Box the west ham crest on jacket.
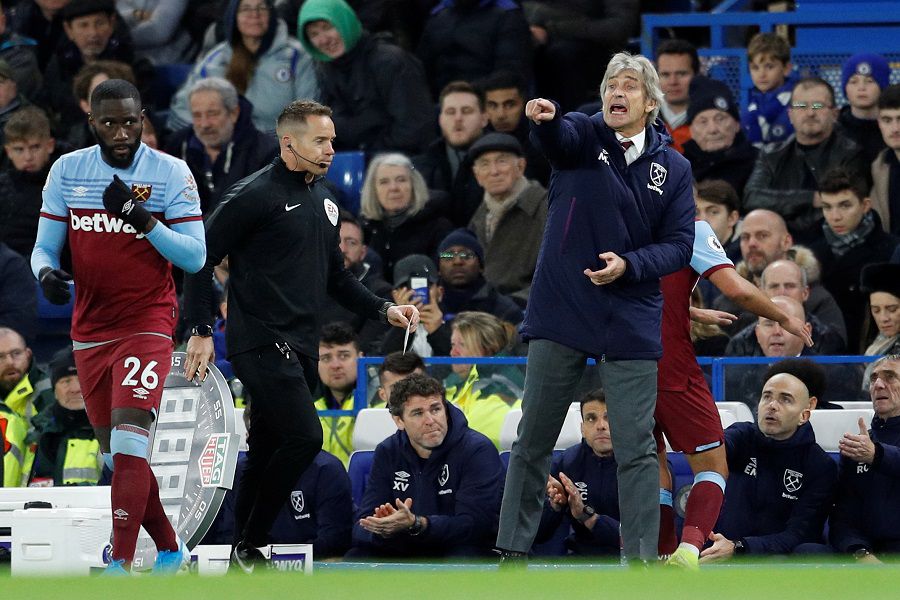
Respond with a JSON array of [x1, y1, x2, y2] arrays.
[[783, 468, 803, 493], [291, 490, 305, 514], [647, 162, 667, 195]]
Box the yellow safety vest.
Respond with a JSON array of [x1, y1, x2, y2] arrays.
[[60, 439, 102, 485], [3, 374, 37, 422], [315, 393, 355, 468], [446, 366, 520, 450], [0, 406, 28, 487]]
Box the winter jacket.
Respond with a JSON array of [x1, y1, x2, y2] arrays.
[[830, 415, 900, 554], [522, 0, 639, 46], [469, 178, 547, 301], [439, 276, 524, 324], [535, 440, 620, 555], [413, 138, 486, 227], [837, 105, 885, 166], [118, 0, 194, 64], [362, 195, 454, 279], [0, 152, 60, 260], [870, 148, 898, 234], [28, 402, 100, 486], [351, 402, 504, 556], [810, 214, 900, 353], [717, 421, 838, 554], [0, 30, 41, 100], [308, 33, 431, 154], [168, 10, 318, 135], [741, 76, 795, 149], [297, 0, 432, 154], [42, 17, 153, 126], [417, 0, 532, 98], [203, 451, 353, 557], [522, 107, 695, 359], [0, 243, 37, 344], [165, 96, 279, 215], [743, 131, 866, 243], [682, 130, 759, 198]]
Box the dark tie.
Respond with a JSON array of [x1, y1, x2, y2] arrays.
[[621, 140, 634, 152]]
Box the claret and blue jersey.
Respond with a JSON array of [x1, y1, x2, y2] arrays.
[[32, 143, 205, 342]]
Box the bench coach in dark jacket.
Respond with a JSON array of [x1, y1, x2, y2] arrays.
[[495, 52, 694, 564], [701, 373, 837, 562], [350, 375, 503, 558]]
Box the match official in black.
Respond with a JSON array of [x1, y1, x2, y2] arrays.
[[183, 99, 419, 572]]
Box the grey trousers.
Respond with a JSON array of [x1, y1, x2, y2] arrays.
[[496, 339, 660, 561]]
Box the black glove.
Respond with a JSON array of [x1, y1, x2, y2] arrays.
[[102, 174, 152, 232], [38, 267, 73, 305]]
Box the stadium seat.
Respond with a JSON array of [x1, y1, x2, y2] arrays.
[[150, 63, 192, 110], [834, 401, 873, 410], [715, 401, 754, 423], [32, 279, 75, 361], [325, 151, 366, 215], [351, 408, 397, 451], [499, 403, 582, 452], [718, 410, 738, 430], [347, 450, 375, 506], [809, 409, 874, 452]]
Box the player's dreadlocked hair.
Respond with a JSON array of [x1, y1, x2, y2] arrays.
[[90, 79, 141, 112]]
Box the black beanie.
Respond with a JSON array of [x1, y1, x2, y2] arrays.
[[437, 228, 484, 265], [687, 76, 740, 125], [50, 348, 77, 388]]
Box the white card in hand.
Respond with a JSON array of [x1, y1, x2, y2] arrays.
[[402, 320, 411, 354]]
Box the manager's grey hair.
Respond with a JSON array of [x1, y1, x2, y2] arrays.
[[360, 153, 429, 220], [599, 52, 664, 124], [188, 77, 239, 113]]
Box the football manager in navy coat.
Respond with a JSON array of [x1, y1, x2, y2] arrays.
[[496, 51, 695, 564]]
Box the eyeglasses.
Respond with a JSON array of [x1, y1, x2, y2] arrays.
[[0, 348, 26, 362], [439, 251, 478, 261], [790, 102, 831, 111], [237, 4, 270, 14]]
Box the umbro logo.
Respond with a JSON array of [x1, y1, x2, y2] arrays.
[[73, 186, 88, 197], [113, 508, 129, 520], [133, 387, 149, 399], [393, 470, 410, 492]]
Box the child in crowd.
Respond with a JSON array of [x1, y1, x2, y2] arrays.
[[839, 53, 891, 163], [741, 33, 795, 150]]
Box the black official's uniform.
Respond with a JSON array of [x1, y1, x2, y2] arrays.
[[184, 157, 391, 548]]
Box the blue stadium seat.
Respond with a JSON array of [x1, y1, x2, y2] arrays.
[[150, 63, 192, 110], [32, 279, 75, 361], [325, 151, 366, 215], [348, 450, 375, 506]]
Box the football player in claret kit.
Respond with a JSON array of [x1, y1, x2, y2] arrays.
[[31, 79, 206, 574], [657, 219, 812, 569]]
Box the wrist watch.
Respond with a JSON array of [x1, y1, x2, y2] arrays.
[[191, 324, 213, 337], [407, 514, 424, 536], [575, 504, 596, 523], [733, 539, 746, 555], [378, 301, 396, 324], [853, 547, 872, 560]]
